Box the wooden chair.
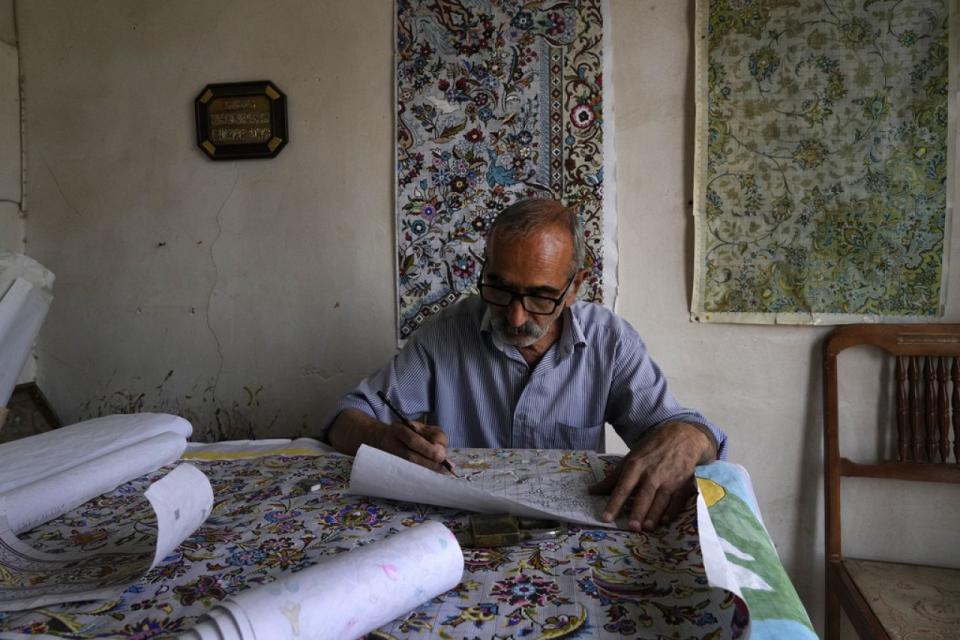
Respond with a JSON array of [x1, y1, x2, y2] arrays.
[[823, 324, 960, 639]]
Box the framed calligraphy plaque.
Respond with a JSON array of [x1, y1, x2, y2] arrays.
[[195, 81, 288, 160]]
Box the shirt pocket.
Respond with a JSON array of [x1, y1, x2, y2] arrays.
[[546, 422, 605, 451]]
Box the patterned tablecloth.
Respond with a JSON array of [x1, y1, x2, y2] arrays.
[[0, 446, 815, 639]]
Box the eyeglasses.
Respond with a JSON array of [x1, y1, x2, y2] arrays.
[[478, 266, 576, 315]]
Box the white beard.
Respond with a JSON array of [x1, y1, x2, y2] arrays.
[[489, 314, 549, 348]]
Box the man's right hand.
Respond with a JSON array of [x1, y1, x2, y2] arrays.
[[328, 408, 451, 473], [374, 419, 450, 472]]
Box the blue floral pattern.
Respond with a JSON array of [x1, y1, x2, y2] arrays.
[[396, 0, 607, 339], [2, 451, 750, 639]]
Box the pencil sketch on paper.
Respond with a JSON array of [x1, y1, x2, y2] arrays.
[[455, 448, 610, 516], [348, 446, 621, 528]]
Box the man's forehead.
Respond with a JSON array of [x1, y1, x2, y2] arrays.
[[485, 228, 573, 287], [483, 261, 570, 292], [487, 226, 572, 258]]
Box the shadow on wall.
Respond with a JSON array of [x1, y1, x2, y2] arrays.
[[683, 0, 697, 308], [793, 337, 826, 634]]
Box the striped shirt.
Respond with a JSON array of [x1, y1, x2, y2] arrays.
[[321, 296, 727, 457]]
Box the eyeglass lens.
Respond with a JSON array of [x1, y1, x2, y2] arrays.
[[480, 285, 558, 314]]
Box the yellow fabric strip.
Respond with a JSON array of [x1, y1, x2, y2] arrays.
[[181, 448, 327, 460]]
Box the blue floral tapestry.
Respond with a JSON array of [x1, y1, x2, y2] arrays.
[[692, 0, 952, 323], [395, 0, 615, 341]]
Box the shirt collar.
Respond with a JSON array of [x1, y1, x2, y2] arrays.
[[557, 304, 587, 359]]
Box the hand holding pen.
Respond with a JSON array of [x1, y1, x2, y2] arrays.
[[376, 391, 458, 477]]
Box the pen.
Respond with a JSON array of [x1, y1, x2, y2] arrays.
[[376, 390, 458, 477]]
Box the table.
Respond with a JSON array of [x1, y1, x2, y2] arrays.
[[0, 441, 815, 639]]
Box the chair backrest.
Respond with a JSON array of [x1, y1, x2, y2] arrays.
[[823, 324, 960, 563]]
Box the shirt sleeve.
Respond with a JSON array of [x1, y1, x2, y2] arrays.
[[317, 335, 436, 443], [605, 327, 728, 460]]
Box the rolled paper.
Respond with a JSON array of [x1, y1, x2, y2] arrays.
[[4, 431, 188, 534], [0, 278, 49, 408], [0, 412, 193, 494], [0, 463, 213, 611], [182, 521, 464, 640]]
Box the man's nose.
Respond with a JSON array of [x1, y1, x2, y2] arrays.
[[505, 298, 528, 327]]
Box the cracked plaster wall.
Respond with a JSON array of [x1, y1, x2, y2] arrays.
[[20, 0, 393, 440], [13, 2, 960, 636]]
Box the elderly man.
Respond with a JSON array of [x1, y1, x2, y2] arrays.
[[323, 198, 726, 532]]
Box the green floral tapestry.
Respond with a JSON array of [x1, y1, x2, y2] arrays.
[[693, 0, 952, 323]]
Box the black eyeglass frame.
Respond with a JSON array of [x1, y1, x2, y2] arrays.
[[477, 264, 577, 315]]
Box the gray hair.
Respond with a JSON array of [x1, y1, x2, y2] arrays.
[[486, 198, 586, 275]]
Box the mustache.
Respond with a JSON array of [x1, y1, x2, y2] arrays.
[[501, 322, 539, 337], [492, 317, 542, 337]]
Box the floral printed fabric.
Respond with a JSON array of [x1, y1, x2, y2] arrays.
[[692, 0, 951, 323], [395, 0, 614, 341], [0, 450, 777, 640]]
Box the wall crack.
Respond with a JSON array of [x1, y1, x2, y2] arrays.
[[205, 168, 239, 396], [41, 156, 82, 218]]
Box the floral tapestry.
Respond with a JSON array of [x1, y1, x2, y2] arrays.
[[692, 0, 952, 323], [395, 0, 615, 341]]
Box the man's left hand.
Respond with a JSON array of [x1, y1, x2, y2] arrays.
[[589, 421, 716, 532]]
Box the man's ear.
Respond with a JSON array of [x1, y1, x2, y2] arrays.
[[565, 268, 590, 305]]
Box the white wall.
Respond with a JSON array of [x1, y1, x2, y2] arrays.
[[16, 1, 960, 636], [0, 0, 33, 385], [0, 0, 23, 251]]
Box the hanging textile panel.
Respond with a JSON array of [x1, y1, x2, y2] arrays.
[[395, 0, 615, 341], [693, 0, 951, 323]]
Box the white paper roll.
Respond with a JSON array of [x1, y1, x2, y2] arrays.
[[182, 521, 464, 640], [0, 412, 192, 494], [3, 431, 187, 533], [0, 463, 214, 612], [0, 278, 49, 407]]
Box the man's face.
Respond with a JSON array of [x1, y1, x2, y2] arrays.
[[482, 225, 581, 349]]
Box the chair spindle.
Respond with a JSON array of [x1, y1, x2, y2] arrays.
[[925, 357, 939, 462], [937, 357, 949, 463], [954, 357, 960, 463], [896, 356, 909, 461], [910, 357, 925, 461]]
